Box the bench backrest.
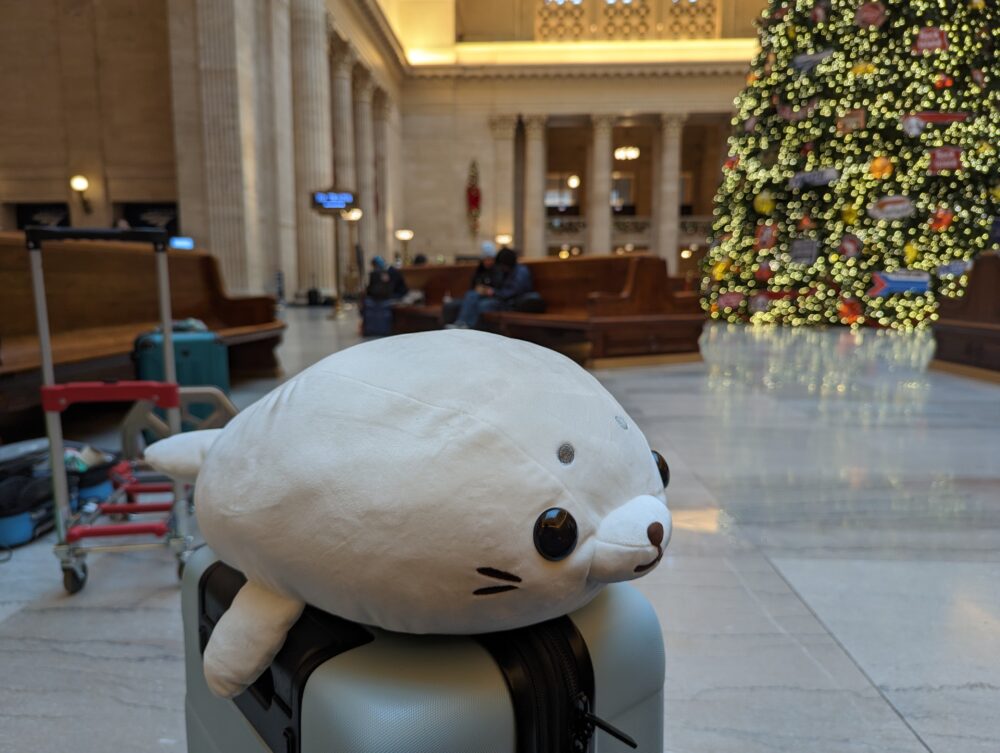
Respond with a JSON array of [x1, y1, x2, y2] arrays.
[[0, 232, 231, 339], [401, 254, 669, 313]]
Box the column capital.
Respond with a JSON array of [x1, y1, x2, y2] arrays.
[[660, 113, 688, 136], [523, 115, 548, 138], [330, 43, 355, 79], [591, 114, 616, 136], [374, 91, 393, 122], [353, 69, 376, 104], [488, 114, 518, 139]]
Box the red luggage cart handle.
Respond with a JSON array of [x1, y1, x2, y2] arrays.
[[41, 381, 180, 412]]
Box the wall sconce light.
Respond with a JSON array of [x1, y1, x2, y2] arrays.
[[340, 207, 363, 222], [69, 175, 92, 214], [614, 146, 640, 161], [567, 175, 581, 189], [495, 233, 513, 247]]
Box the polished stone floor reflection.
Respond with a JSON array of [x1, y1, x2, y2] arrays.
[[2, 314, 998, 753]]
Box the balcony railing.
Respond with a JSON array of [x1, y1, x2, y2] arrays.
[[536, 0, 721, 42]]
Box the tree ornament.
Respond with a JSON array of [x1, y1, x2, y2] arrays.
[[754, 190, 776, 215], [755, 223, 778, 250], [838, 296, 863, 324], [841, 206, 860, 226], [869, 157, 894, 179], [787, 25, 798, 40], [934, 73, 955, 89], [901, 111, 968, 136], [904, 242, 920, 264], [717, 292, 745, 310], [851, 62, 876, 76], [764, 52, 776, 75], [868, 270, 931, 297], [798, 215, 816, 231], [746, 71, 759, 85], [912, 28, 949, 54], [837, 109, 867, 134], [724, 155, 740, 170], [790, 239, 819, 264], [839, 234, 863, 257], [990, 184, 1000, 201], [854, 2, 887, 28], [801, 142, 816, 156], [972, 69, 985, 87], [712, 260, 731, 281], [755, 262, 775, 281], [793, 50, 834, 74], [969, 0, 985, 10], [810, 1, 830, 24], [789, 168, 839, 190], [929, 207, 955, 232], [868, 196, 915, 220], [928, 147, 964, 175]]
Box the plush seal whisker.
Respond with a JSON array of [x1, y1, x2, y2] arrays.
[[476, 567, 522, 583], [473, 585, 519, 596]]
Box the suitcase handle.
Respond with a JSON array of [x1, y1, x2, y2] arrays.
[[40, 381, 180, 413], [25, 226, 170, 251]]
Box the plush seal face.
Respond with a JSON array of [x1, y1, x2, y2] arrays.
[[152, 330, 672, 636]]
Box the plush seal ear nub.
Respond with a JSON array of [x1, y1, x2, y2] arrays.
[[203, 581, 305, 698], [143, 429, 223, 483]]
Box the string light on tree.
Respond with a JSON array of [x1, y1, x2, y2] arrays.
[[704, 0, 999, 330]]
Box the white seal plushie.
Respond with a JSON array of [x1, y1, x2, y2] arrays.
[[147, 330, 672, 698]]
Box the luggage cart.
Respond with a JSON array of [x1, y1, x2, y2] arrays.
[[25, 226, 194, 594]]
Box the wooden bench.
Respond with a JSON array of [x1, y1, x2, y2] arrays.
[[0, 232, 285, 412], [393, 254, 704, 360], [934, 253, 1000, 371]]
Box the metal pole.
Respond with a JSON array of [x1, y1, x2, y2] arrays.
[[27, 247, 71, 543], [154, 245, 181, 436]]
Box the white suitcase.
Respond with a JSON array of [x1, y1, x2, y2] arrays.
[[182, 546, 665, 753]]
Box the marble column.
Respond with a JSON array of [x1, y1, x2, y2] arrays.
[[522, 115, 548, 258], [329, 45, 356, 289], [268, 0, 298, 300], [587, 115, 615, 255], [353, 72, 377, 266], [656, 114, 687, 274], [489, 115, 518, 244], [374, 93, 392, 258], [290, 0, 334, 295], [191, 0, 262, 292]]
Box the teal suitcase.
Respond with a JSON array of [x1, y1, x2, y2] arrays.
[[134, 332, 230, 424]]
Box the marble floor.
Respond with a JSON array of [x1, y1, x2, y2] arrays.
[[1, 311, 998, 753]]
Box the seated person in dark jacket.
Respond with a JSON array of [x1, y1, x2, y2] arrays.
[[365, 256, 408, 301], [447, 248, 532, 329]]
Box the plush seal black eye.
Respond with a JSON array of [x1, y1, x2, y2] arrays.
[[652, 450, 670, 489], [533, 508, 578, 561]]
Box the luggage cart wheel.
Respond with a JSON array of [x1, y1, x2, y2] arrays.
[[177, 559, 185, 581], [62, 563, 88, 595]]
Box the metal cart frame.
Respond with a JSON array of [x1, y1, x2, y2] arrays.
[[25, 226, 194, 593]]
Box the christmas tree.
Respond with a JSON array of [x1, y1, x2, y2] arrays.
[[704, 0, 999, 329]]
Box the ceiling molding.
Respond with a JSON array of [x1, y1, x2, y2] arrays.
[[408, 60, 748, 80], [348, 0, 410, 81]]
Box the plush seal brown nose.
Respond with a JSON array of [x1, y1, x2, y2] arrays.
[[647, 522, 664, 548]]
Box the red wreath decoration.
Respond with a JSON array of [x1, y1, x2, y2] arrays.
[[467, 161, 481, 237]]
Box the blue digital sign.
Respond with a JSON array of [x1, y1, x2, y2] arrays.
[[312, 191, 356, 211], [169, 236, 195, 250]]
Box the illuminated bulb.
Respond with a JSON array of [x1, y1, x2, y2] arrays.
[[567, 175, 581, 189], [69, 175, 89, 192]]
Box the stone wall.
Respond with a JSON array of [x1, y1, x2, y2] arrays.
[[0, 0, 175, 228]]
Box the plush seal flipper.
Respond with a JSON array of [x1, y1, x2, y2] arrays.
[[203, 581, 304, 698], [144, 429, 223, 484]]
